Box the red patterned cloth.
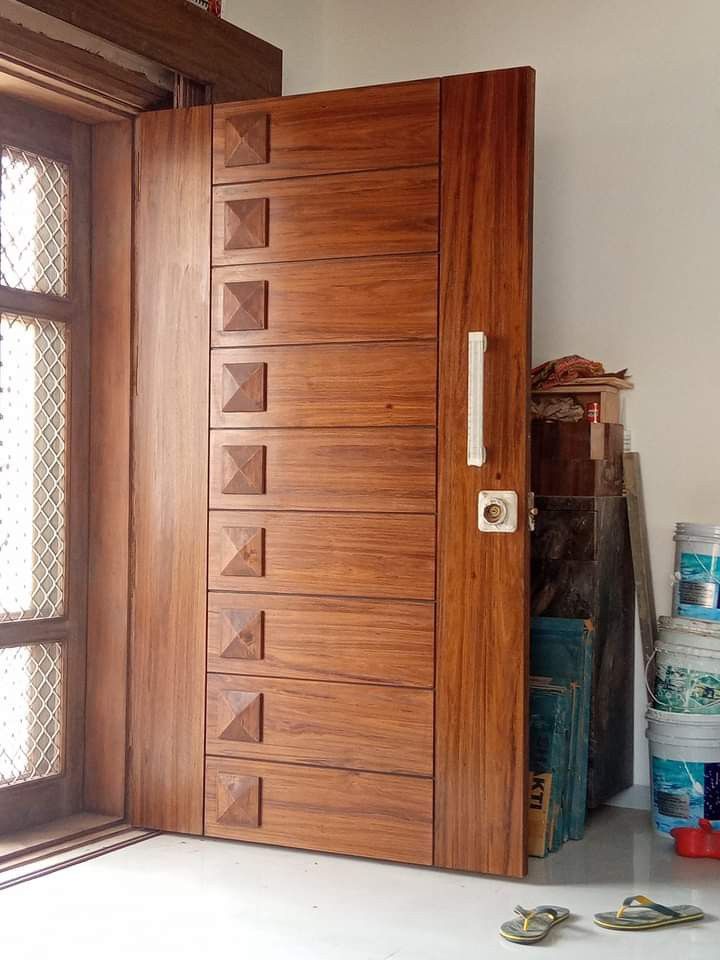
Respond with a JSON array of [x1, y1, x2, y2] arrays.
[[532, 355, 605, 390]]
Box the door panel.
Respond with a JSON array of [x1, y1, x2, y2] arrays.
[[206, 674, 433, 775], [210, 342, 437, 429], [209, 427, 436, 513], [207, 592, 434, 687], [208, 511, 436, 600], [213, 79, 439, 184], [211, 254, 438, 348], [212, 166, 438, 266], [205, 757, 434, 864]]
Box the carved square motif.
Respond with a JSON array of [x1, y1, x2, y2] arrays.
[[223, 280, 267, 332], [222, 445, 266, 495], [225, 113, 270, 167], [217, 690, 263, 743], [224, 197, 269, 251], [220, 609, 264, 660], [220, 526, 265, 578], [216, 773, 261, 828], [222, 362, 266, 413]]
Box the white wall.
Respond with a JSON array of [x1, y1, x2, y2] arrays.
[[225, 1, 720, 785]]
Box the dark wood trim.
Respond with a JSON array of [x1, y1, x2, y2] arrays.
[[129, 106, 211, 833], [434, 68, 535, 877], [0, 15, 170, 121], [17, 0, 283, 102], [84, 121, 133, 817]]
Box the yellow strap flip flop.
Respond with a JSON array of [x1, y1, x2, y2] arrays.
[[594, 895, 704, 931], [500, 904, 570, 944]]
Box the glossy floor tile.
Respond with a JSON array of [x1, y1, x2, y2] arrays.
[[3, 807, 716, 959]]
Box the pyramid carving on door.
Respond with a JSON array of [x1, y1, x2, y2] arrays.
[[217, 690, 263, 743], [220, 609, 264, 660], [222, 362, 266, 412], [224, 112, 270, 167], [222, 444, 266, 495], [222, 280, 267, 331], [220, 525, 265, 578], [224, 197, 269, 250], [216, 773, 261, 827]]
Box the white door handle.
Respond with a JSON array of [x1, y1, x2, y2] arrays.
[[467, 331, 487, 466]]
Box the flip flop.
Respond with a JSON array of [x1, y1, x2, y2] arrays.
[[593, 895, 704, 931], [499, 904, 570, 944]]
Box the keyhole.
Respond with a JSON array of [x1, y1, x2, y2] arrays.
[[483, 501, 506, 524]]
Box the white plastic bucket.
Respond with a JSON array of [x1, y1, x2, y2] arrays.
[[646, 707, 720, 835], [673, 522, 720, 622], [654, 616, 720, 715]]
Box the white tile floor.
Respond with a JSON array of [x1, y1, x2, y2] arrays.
[[3, 807, 716, 959]]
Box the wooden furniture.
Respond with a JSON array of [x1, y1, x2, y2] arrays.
[[532, 421, 625, 496], [531, 495, 635, 807], [130, 70, 535, 876]]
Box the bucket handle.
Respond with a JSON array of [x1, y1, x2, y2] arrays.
[[645, 649, 661, 706]]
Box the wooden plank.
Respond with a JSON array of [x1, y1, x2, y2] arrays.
[[210, 342, 437, 429], [213, 80, 439, 183], [129, 106, 211, 834], [212, 166, 438, 266], [623, 452, 657, 685], [17, 0, 283, 102], [206, 674, 434, 776], [211, 254, 438, 348], [84, 121, 132, 817], [209, 427, 436, 513], [207, 592, 435, 687], [204, 757, 433, 864], [208, 510, 436, 601], [434, 69, 534, 877]]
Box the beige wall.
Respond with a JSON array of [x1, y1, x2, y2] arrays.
[[225, 0, 720, 786]]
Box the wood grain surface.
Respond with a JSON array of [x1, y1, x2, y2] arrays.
[[213, 80, 439, 183], [212, 166, 438, 266], [206, 674, 433, 775], [205, 757, 433, 864], [207, 592, 434, 687]]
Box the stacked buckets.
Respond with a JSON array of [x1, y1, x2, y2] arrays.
[[647, 523, 720, 835]]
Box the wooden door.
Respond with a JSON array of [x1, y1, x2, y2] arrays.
[[132, 70, 534, 877]]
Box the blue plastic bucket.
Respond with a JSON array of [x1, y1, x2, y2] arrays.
[[673, 522, 720, 621], [646, 708, 720, 835]]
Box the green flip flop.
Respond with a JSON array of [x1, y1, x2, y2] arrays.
[[499, 904, 570, 944], [593, 895, 704, 931]]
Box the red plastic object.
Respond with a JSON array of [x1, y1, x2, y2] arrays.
[[671, 819, 720, 859]]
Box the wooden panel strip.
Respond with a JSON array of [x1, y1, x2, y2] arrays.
[[205, 757, 433, 864], [434, 69, 535, 877], [129, 106, 211, 834]]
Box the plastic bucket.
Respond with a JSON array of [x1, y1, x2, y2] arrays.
[[646, 707, 720, 835], [673, 522, 720, 622], [654, 617, 720, 714]]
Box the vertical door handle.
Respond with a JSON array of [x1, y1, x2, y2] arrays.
[[467, 331, 487, 466]]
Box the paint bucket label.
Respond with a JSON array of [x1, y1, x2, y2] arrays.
[[655, 664, 720, 714], [651, 756, 720, 833], [676, 551, 720, 621]]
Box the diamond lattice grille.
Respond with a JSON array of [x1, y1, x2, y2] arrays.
[[0, 642, 63, 786], [0, 313, 67, 621], [0, 145, 69, 296]]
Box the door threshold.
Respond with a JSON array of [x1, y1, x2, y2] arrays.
[[0, 811, 124, 865]]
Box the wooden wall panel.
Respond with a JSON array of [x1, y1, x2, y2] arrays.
[[205, 757, 433, 864], [208, 511, 436, 600], [211, 255, 437, 348], [207, 592, 434, 687], [84, 121, 133, 817], [210, 342, 437, 429], [209, 427, 436, 513], [129, 107, 211, 834], [434, 70, 535, 877], [206, 675, 433, 776], [213, 80, 439, 183], [212, 166, 438, 266]]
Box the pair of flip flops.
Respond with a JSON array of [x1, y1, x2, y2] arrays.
[[500, 895, 704, 944]]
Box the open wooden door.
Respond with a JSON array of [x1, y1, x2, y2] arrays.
[[131, 68, 534, 877]]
